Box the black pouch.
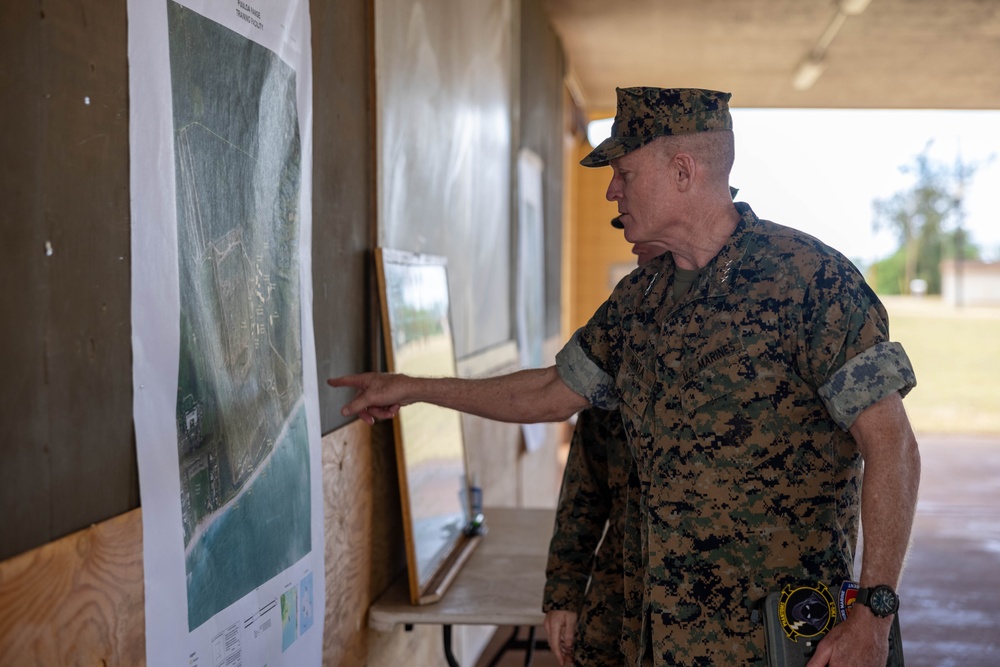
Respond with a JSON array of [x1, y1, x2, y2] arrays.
[[754, 585, 904, 667]]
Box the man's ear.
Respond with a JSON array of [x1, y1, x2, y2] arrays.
[[672, 152, 696, 193]]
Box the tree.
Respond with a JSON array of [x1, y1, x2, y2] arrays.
[[870, 143, 981, 295]]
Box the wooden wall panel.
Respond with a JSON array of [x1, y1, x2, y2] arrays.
[[560, 86, 582, 341], [0, 509, 145, 666], [569, 140, 627, 333], [322, 419, 374, 667]]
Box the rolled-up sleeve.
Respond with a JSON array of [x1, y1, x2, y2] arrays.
[[818, 341, 917, 430], [556, 332, 620, 411]]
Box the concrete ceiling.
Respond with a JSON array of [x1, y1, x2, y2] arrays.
[[543, 0, 1000, 117]]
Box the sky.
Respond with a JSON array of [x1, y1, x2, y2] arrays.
[[590, 109, 1000, 267]]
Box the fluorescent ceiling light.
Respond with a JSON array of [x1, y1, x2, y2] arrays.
[[838, 0, 873, 16], [793, 56, 826, 91]]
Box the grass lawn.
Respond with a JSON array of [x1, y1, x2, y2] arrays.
[[881, 296, 1000, 435]]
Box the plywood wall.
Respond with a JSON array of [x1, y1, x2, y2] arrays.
[[0, 509, 145, 665], [0, 420, 394, 667]]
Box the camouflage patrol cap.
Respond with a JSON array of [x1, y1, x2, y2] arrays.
[[582, 87, 733, 168]]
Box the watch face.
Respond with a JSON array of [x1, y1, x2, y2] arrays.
[[870, 586, 898, 616]]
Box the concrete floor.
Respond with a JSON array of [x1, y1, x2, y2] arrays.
[[476, 434, 1000, 667], [898, 434, 1000, 667]]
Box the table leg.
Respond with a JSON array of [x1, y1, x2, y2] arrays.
[[524, 625, 537, 667], [443, 624, 460, 667], [485, 626, 520, 667]]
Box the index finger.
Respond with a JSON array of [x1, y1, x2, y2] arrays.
[[327, 375, 371, 418], [326, 374, 365, 389]]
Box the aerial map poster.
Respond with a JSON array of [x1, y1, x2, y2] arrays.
[[128, 1, 323, 666]]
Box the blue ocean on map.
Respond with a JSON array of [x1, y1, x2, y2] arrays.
[[299, 571, 315, 635], [185, 405, 311, 630]]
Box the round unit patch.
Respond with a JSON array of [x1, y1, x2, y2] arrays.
[[838, 580, 859, 621], [777, 583, 837, 641]]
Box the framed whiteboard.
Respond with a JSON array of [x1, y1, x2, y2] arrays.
[[375, 248, 480, 604]]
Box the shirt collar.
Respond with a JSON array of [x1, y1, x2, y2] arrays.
[[640, 202, 759, 309], [701, 202, 758, 298]]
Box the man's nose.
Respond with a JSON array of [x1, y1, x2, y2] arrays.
[[606, 175, 622, 202]]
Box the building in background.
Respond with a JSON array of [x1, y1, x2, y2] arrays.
[[940, 260, 1000, 306]]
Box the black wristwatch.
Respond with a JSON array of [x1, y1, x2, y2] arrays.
[[856, 584, 899, 617]]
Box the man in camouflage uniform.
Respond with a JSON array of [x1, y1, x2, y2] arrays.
[[543, 236, 666, 667], [330, 86, 921, 667], [543, 401, 634, 666]]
